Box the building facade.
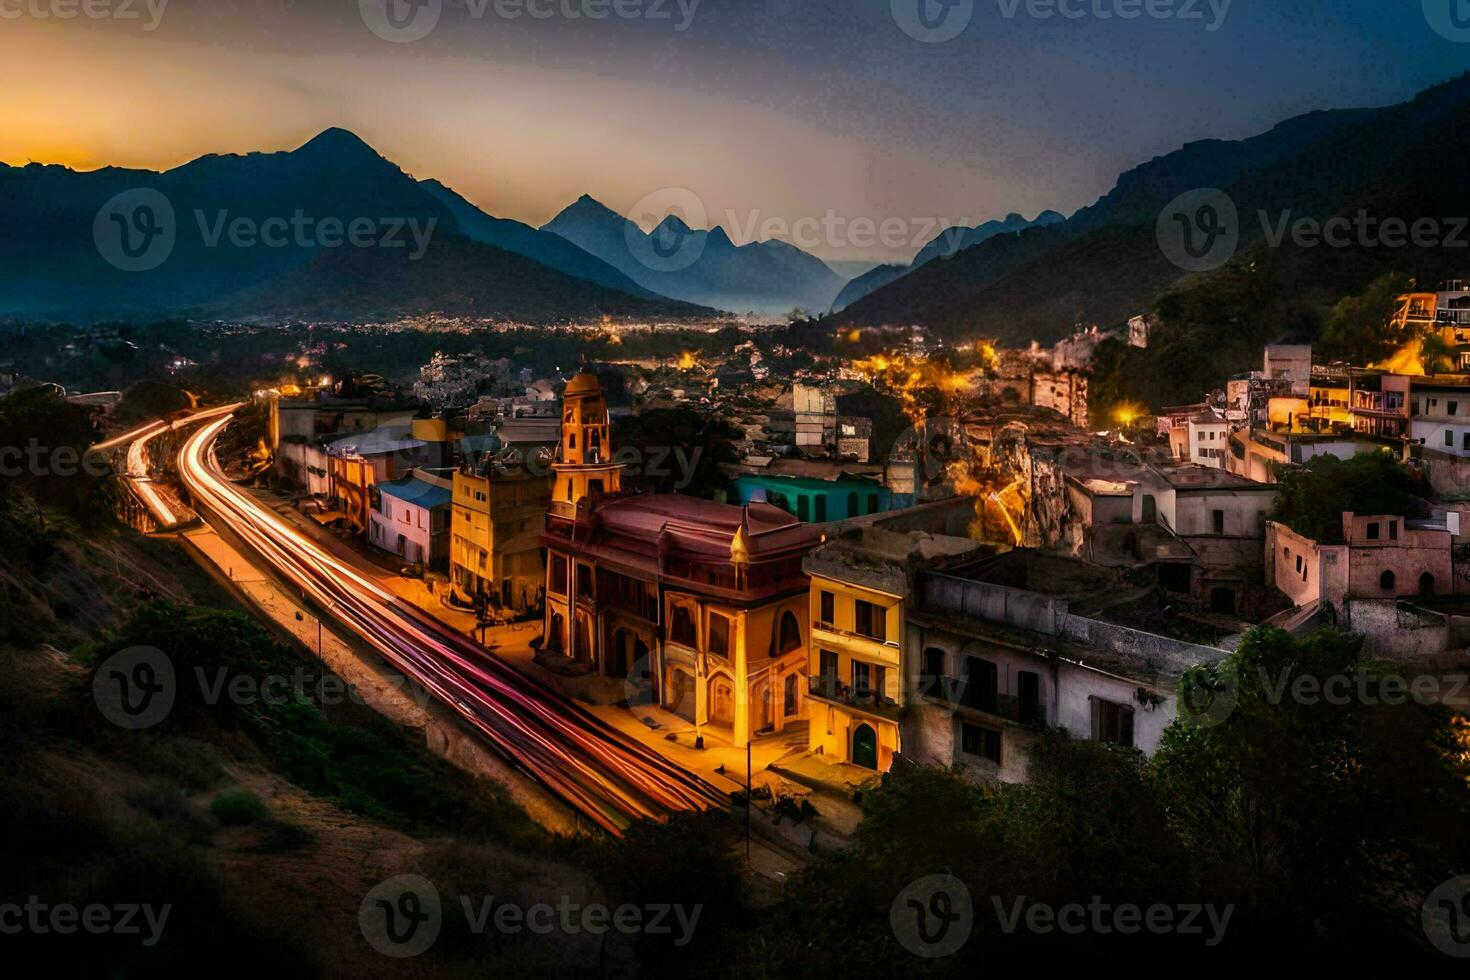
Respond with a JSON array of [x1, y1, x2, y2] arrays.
[[450, 463, 552, 613], [541, 372, 824, 747], [368, 469, 453, 567]]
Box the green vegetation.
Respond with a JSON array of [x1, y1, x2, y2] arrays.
[[1316, 271, 1413, 365], [0, 385, 115, 525], [90, 599, 540, 842], [613, 407, 742, 499], [1268, 451, 1421, 542], [742, 626, 1469, 968], [209, 788, 267, 826]]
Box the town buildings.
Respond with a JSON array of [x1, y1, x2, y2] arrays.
[[541, 372, 825, 747], [367, 468, 453, 567], [803, 524, 1229, 779], [728, 472, 893, 523], [449, 459, 552, 613]]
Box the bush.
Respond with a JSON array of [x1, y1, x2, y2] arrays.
[[210, 788, 267, 826]]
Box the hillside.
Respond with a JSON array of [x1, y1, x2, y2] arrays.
[[0, 129, 709, 324], [215, 231, 710, 323], [832, 75, 1470, 348]]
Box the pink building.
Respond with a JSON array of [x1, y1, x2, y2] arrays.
[[1267, 511, 1455, 609]]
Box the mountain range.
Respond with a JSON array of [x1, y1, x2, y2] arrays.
[[830, 210, 1065, 312], [0, 129, 707, 324], [831, 75, 1470, 347], [540, 196, 847, 316]]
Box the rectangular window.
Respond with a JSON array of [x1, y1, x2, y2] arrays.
[[1091, 698, 1135, 748], [854, 600, 887, 641], [797, 496, 810, 522], [548, 554, 568, 596], [815, 496, 828, 522], [1448, 431, 1456, 448], [852, 660, 871, 699], [817, 650, 838, 697], [1212, 509, 1225, 535], [670, 604, 697, 648], [1367, 522, 1380, 541], [819, 590, 835, 627], [1018, 670, 1042, 726], [1389, 520, 1398, 541], [1451, 401, 1460, 416], [707, 612, 731, 659], [961, 723, 1001, 763], [964, 657, 998, 713], [576, 563, 593, 598]]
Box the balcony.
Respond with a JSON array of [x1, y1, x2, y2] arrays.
[[808, 675, 901, 720], [917, 676, 1047, 727]]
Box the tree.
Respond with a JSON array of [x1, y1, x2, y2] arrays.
[[1317, 271, 1412, 365], [1268, 450, 1420, 542], [1154, 627, 1470, 955], [612, 407, 741, 499]]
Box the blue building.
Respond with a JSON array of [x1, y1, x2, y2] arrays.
[[729, 473, 893, 523]]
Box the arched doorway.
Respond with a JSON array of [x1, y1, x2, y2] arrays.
[[1420, 572, 1436, 596], [777, 610, 802, 655], [1380, 570, 1396, 592], [852, 724, 878, 770], [710, 677, 735, 725]]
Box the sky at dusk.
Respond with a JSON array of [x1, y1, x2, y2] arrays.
[[4, 0, 1470, 261]]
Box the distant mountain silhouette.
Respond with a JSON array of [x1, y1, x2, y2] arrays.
[[830, 210, 1065, 312], [542, 195, 846, 315], [828, 75, 1468, 341], [418, 179, 660, 299], [0, 129, 707, 323]]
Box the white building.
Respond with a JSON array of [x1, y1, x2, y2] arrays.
[[368, 469, 454, 566], [1411, 376, 1470, 458], [1186, 411, 1229, 469]]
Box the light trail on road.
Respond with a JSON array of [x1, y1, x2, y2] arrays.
[[177, 414, 729, 834], [118, 404, 242, 526]]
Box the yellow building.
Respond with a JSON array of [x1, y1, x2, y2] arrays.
[[449, 462, 552, 613], [541, 371, 824, 748], [803, 525, 984, 771], [551, 372, 622, 516]]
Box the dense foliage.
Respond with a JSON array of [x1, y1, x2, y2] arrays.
[[1267, 451, 1422, 542]]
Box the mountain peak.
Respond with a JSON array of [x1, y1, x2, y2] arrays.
[[653, 213, 692, 236], [294, 128, 382, 163], [705, 225, 734, 250]]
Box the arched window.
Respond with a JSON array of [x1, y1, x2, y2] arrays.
[[1380, 570, 1396, 591], [777, 610, 802, 654]]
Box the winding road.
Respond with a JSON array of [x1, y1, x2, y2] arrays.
[[174, 412, 729, 834]]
